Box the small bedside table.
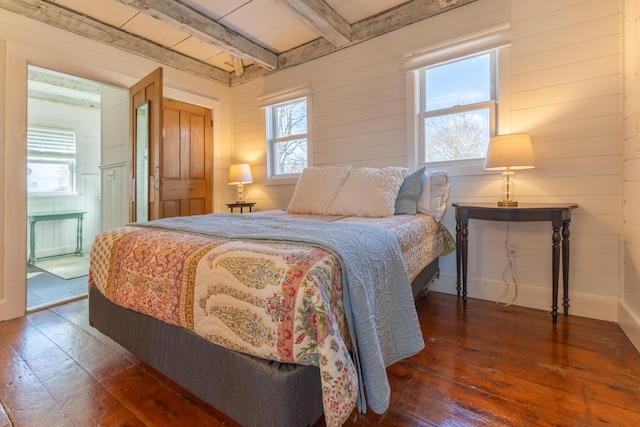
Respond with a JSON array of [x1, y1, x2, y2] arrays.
[[452, 202, 578, 323], [226, 202, 256, 213]]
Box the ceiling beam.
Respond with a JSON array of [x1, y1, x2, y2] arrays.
[[273, 0, 351, 47], [0, 0, 232, 85], [28, 89, 101, 109], [231, 0, 478, 86], [350, 0, 476, 40], [114, 0, 278, 70], [0, 0, 479, 88], [28, 68, 102, 95], [231, 57, 245, 76]]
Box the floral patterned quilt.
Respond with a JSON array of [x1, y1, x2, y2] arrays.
[[88, 212, 449, 426]]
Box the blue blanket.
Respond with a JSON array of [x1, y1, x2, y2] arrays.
[[135, 213, 425, 413]]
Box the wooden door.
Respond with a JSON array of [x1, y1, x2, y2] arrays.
[[160, 99, 212, 217], [129, 68, 162, 221]]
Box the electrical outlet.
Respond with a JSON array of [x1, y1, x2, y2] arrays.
[[508, 242, 519, 257]]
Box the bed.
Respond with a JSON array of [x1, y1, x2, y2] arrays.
[[88, 166, 453, 427]]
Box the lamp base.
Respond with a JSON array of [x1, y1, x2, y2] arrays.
[[236, 183, 245, 204], [498, 200, 518, 207]]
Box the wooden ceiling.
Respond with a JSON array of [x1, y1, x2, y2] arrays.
[[2, 0, 477, 86]]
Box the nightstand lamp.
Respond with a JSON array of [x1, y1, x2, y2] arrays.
[[228, 163, 253, 203], [484, 133, 535, 207]]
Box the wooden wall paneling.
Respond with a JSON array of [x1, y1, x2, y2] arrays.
[[226, 0, 625, 318], [533, 135, 620, 160]]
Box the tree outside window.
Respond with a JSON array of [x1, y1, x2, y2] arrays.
[[419, 51, 498, 164], [267, 98, 308, 177]]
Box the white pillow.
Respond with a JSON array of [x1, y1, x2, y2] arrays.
[[417, 170, 449, 222], [329, 167, 408, 217], [287, 166, 352, 214]]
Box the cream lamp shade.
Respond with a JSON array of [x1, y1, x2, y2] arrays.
[[228, 163, 253, 203], [484, 133, 535, 207]]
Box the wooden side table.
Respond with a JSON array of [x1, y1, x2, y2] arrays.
[[452, 202, 578, 323], [226, 202, 256, 213]]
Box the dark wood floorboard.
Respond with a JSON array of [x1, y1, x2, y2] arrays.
[[1, 291, 640, 426]]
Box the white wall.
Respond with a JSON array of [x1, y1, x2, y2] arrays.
[[0, 8, 232, 320], [100, 85, 129, 231], [0, 39, 5, 302], [231, 0, 624, 322], [27, 98, 101, 257], [0, 0, 632, 334], [620, 0, 640, 351]]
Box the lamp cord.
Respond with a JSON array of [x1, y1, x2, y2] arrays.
[[497, 221, 519, 307]]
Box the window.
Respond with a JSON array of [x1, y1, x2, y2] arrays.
[[27, 126, 76, 195], [406, 26, 510, 173], [266, 98, 309, 178], [260, 85, 312, 181], [421, 52, 496, 163]]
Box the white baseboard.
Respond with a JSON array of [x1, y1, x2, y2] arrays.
[[428, 274, 619, 322], [618, 301, 640, 354]]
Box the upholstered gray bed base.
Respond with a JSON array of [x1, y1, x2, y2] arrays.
[[411, 257, 440, 299], [88, 257, 439, 427], [89, 286, 324, 427]]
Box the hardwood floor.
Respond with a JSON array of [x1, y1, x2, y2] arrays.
[[1, 291, 640, 426]]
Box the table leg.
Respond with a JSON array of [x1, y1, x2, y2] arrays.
[[75, 217, 84, 256], [562, 220, 571, 315], [551, 225, 561, 323], [29, 220, 36, 265], [461, 221, 469, 303], [455, 219, 462, 297]]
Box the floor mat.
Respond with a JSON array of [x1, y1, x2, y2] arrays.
[[33, 255, 89, 280]]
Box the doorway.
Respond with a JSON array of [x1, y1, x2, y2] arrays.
[[128, 68, 213, 221], [26, 66, 102, 311]]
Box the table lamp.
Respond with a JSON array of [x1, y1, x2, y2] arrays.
[[228, 163, 253, 203], [484, 133, 535, 207]]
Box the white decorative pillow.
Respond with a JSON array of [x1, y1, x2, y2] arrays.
[[417, 170, 450, 222], [329, 167, 408, 217], [287, 166, 352, 214]]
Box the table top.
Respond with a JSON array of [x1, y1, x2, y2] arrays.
[[452, 202, 578, 224], [27, 210, 86, 220], [452, 202, 578, 211], [226, 202, 256, 207]]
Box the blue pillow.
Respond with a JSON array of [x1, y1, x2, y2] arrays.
[[394, 167, 426, 215]]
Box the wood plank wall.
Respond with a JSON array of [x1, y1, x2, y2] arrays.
[[0, 8, 233, 320], [27, 98, 101, 256], [0, 39, 5, 302], [621, 0, 640, 349], [231, 0, 625, 322]]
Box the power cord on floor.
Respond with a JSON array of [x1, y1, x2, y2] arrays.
[[496, 221, 519, 307]]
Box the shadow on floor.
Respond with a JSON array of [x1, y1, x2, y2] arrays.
[[27, 261, 88, 311]]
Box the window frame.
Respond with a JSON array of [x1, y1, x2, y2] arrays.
[[405, 25, 511, 176], [27, 125, 77, 196], [259, 85, 313, 184]]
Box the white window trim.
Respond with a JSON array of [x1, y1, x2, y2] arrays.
[[27, 125, 77, 196], [260, 85, 313, 185], [405, 25, 511, 176]]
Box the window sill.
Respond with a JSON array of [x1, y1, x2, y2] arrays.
[[420, 158, 495, 177], [265, 176, 299, 186], [28, 193, 79, 198]]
